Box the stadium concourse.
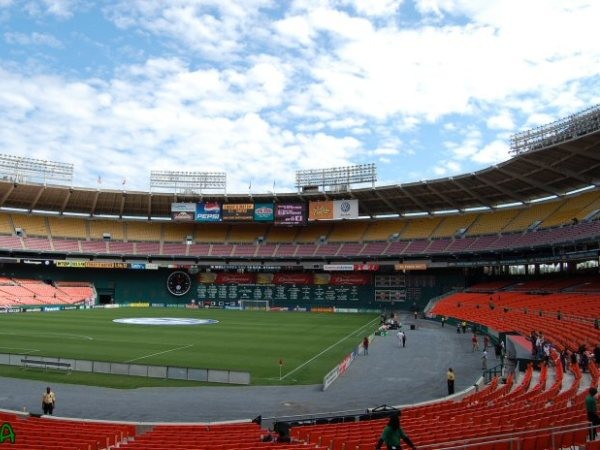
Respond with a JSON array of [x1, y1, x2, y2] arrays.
[[0, 314, 483, 423]]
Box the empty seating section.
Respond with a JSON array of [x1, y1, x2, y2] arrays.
[[362, 220, 406, 241], [89, 219, 125, 240], [265, 226, 299, 243], [541, 190, 600, 228], [81, 240, 107, 253], [0, 212, 14, 234], [119, 422, 322, 449], [48, 217, 87, 239], [0, 192, 597, 258], [430, 213, 477, 238], [290, 354, 589, 450], [228, 224, 269, 243], [195, 224, 228, 243], [502, 202, 561, 233], [327, 221, 368, 242], [467, 209, 519, 236], [162, 222, 194, 242], [0, 278, 93, 307], [399, 217, 442, 240], [0, 411, 135, 450], [432, 285, 600, 351], [295, 223, 332, 243], [23, 237, 52, 250], [11, 214, 48, 237], [126, 221, 162, 241]]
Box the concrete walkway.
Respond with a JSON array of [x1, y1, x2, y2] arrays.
[[0, 316, 486, 423]]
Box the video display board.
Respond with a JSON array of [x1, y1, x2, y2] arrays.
[[274, 203, 306, 225]]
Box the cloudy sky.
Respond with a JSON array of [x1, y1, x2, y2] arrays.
[[0, 0, 599, 193]]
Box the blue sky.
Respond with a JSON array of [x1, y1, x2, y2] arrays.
[[0, 0, 599, 193]]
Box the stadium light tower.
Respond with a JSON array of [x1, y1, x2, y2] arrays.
[[0, 154, 74, 185], [510, 104, 600, 155], [150, 170, 227, 194], [295, 163, 377, 193]]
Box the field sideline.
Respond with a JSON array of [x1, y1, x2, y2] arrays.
[[0, 308, 379, 386]]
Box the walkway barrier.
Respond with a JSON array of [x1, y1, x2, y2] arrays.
[[0, 352, 250, 385]]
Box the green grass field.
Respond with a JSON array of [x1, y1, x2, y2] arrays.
[[0, 308, 378, 388]]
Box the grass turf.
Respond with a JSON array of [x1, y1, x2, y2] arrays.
[[0, 308, 378, 387]]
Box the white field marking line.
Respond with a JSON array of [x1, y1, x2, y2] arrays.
[[281, 317, 380, 380], [0, 346, 41, 354], [0, 331, 94, 341], [125, 344, 194, 363]]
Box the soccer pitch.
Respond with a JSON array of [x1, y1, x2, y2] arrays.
[[0, 308, 378, 386]]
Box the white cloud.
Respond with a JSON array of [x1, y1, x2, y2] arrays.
[[373, 148, 399, 155], [22, 0, 81, 18], [471, 140, 511, 165], [343, 0, 404, 17], [487, 110, 514, 130], [4, 31, 62, 48], [108, 0, 273, 58]]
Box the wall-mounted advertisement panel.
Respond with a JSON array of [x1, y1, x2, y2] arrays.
[[254, 203, 274, 222], [334, 199, 359, 219], [309, 201, 334, 220], [171, 203, 196, 221], [222, 203, 255, 221], [196, 202, 222, 222], [274, 203, 306, 225], [309, 200, 359, 220]]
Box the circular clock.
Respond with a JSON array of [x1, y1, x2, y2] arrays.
[[166, 271, 192, 296]]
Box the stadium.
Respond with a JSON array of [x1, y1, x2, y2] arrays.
[[0, 103, 597, 449]]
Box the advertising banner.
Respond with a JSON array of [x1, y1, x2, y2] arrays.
[[330, 274, 372, 285], [274, 203, 306, 225], [196, 202, 222, 222], [214, 273, 257, 284], [323, 264, 354, 271], [309, 201, 334, 220], [272, 273, 313, 285], [334, 199, 359, 219], [222, 203, 255, 221], [171, 203, 196, 221], [254, 203, 274, 222]]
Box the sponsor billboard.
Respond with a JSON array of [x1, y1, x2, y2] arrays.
[[171, 203, 196, 221], [309, 200, 359, 220], [274, 203, 306, 225], [196, 202, 222, 222], [254, 203, 274, 222], [309, 201, 334, 220], [222, 203, 255, 221], [334, 199, 359, 219]]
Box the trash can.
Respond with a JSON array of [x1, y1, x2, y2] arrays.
[[410, 324, 416, 330]]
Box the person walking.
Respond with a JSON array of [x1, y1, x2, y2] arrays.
[[363, 336, 369, 355], [42, 386, 56, 415], [375, 412, 417, 450], [586, 387, 600, 440], [447, 368, 455, 395], [481, 350, 488, 370], [397, 331, 406, 348], [471, 334, 479, 352]]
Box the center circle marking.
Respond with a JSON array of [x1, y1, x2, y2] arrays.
[[113, 318, 219, 326]]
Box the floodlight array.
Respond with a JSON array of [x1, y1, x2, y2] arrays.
[[295, 163, 376, 191], [510, 104, 600, 155], [0, 154, 74, 184], [150, 170, 227, 193]]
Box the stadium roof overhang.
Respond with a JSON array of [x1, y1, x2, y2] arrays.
[[0, 130, 599, 218]]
